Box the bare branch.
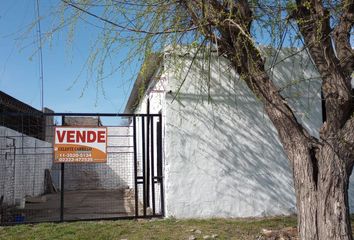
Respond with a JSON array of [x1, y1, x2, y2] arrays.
[[333, 0, 354, 79], [293, 0, 353, 136], [61, 0, 200, 35]]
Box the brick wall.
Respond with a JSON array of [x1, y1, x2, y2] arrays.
[[0, 126, 52, 206]]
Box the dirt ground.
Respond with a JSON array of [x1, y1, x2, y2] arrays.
[[5, 189, 135, 223]]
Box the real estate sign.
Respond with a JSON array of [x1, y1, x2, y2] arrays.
[[54, 127, 107, 163]]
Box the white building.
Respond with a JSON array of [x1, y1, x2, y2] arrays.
[[124, 47, 354, 218]]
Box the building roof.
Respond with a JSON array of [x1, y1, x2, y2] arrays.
[[0, 91, 43, 114], [123, 47, 354, 115], [124, 53, 163, 114], [0, 91, 49, 140]]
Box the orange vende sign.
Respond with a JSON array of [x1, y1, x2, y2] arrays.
[[54, 127, 107, 163]]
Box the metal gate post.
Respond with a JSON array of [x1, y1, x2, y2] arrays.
[[146, 114, 150, 208], [132, 116, 139, 217], [158, 114, 165, 216], [60, 163, 64, 222], [60, 115, 65, 222], [150, 116, 156, 215], [141, 116, 146, 216]]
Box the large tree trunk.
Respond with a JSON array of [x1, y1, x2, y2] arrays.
[[263, 96, 353, 239], [291, 2, 354, 239], [293, 143, 352, 240], [181, 1, 354, 239]]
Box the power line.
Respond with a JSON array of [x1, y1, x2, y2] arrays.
[[35, 0, 44, 111]]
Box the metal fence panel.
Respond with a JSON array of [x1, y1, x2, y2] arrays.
[[0, 113, 163, 225]]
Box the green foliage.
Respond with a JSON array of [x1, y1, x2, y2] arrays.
[[35, 0, 349, 109], [286, 1, 297, 12], [43, 1, 292, 91]]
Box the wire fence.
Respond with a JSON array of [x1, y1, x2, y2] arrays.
[[0, 113, 164, 224]]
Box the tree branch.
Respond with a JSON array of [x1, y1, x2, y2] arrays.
[[333, 0, 354, 80], [293, 0, 353, 136], [61, 0, 200, 35], [182, 0, 316, 160]]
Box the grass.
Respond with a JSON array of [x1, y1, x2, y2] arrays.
[[0, 216, 298, 240]]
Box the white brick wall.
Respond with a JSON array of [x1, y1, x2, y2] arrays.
[[0, 126, 52, 205]]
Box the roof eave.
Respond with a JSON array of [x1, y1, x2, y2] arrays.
[[124, 53, 163, 114]]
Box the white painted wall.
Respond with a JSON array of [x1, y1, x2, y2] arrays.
[[133, 47, 354, 218], [0, 126, 52, 205]]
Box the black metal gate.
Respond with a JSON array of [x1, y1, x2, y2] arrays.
[[0, 112, 164, 224]]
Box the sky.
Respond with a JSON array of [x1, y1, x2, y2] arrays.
[[0, 0, 139, 114], [1, 1, 353, 116]]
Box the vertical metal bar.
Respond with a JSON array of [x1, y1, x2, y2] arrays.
[[158, 114, 165, 216], [156, 122, 162, 179], [146, 114, 150, 208], [60, 162, 64, 222], [150, 116, 156, 215], [60, 115, 65, 222], [141, 116, 146, 216], [132, 116, 139, 217], [13, 142, 16, 206]]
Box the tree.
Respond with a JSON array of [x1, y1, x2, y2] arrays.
[[52, 0, 353, 239]]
